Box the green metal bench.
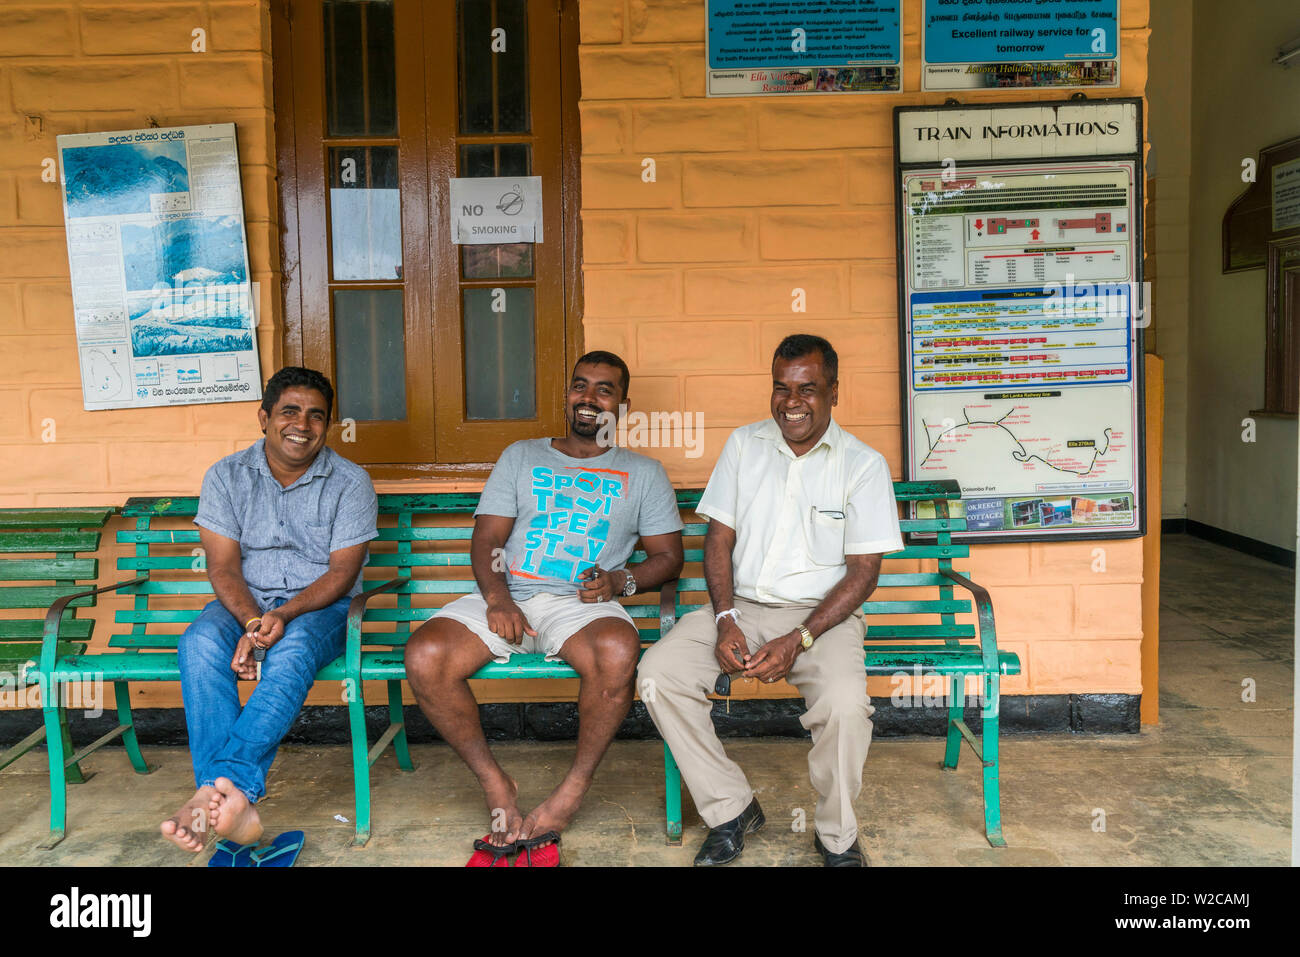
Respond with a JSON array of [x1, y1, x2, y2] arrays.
[[0, 508, 114, 779], [34, 482, 1018, 849]]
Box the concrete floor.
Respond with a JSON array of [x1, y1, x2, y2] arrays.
[[0, 533, 1292, 866]]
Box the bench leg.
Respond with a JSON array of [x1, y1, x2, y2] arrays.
[[39, 701, 69, 849], [115, 681, 156, 775], [58, 696, 92, 786], [346, 680, 372, 847], [942, 674, 965, 770], [663, 741, 683, 846], [0, 724, 45, 773], [981, 673, 1007, 848], [388, 679, 415, 772]]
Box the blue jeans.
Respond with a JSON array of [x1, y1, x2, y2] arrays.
[[177, 597, 350, 802]]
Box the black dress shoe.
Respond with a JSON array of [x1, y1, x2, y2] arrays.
[[693, 798, 765, 866], [814, 833, 868, 867]]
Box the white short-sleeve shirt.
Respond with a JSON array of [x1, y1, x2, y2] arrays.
[[697, 418, 904, 604]]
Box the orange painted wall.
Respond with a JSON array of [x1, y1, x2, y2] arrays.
[[0, 0, 1151, 712], [0, 0, 278, 509], [576, 0, 1151, 699]]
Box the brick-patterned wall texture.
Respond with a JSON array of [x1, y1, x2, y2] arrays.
[[0, 0, 276, 508], [577, 0, 1151, 698], [0, 0, 1151, 709]]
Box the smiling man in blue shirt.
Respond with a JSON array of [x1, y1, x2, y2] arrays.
[[159, 367, 377, 854]]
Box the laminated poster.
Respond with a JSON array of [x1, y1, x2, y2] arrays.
[[57, 123, 261, 410]]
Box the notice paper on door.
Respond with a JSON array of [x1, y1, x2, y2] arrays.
[[449, 176, 543, 244]]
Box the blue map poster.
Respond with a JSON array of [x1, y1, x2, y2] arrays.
[[922, 0, 1119, 91], [706, 0, 902, 96], [57, 123, 262, 410]]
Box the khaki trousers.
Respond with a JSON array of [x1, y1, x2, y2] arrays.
[[638, 597, 873, 854]]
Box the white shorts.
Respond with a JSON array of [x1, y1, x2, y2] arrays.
[[433, 592, 636, 663]]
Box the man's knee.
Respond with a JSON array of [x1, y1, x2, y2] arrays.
[[262, 639, 324, 685], [635, 642, 661, 682], [404, 623, 475, 682], [178, 615, 234, 665], [589, 623, 640, 682], [811, 679, 871, 725], [636, 639, 699, 698]]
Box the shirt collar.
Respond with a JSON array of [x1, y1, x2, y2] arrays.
[[241, 438, 335, 486], [756, 417, 841, 459]]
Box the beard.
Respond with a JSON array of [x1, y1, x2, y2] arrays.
[[571, 405, 601, 436]]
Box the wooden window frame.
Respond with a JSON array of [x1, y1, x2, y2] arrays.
[[1261, 237, 1300, 417], [271, 0, 584, 481]]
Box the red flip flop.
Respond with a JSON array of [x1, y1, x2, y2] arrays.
[[466, 834, 517, 867], [513, 832, 561, 867]]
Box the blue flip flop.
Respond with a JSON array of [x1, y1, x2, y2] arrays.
[[249, 830, 306, 868], [209, 839, 256, 867]]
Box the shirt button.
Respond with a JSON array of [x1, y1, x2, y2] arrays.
[[279, 521, 284, 526]]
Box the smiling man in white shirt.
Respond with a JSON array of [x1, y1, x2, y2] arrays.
[[638, 334, 903, 867]]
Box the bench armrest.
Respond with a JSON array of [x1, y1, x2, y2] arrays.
[[937, 567, 1000, 676], [657, 578, 679, 637], [345, 576, 406, 684], [38, 576, 148, 677]]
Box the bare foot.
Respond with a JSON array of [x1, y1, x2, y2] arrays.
[[518, 776, 589, 844], [207, 777, 264, 845], [482, 772, 522, 847], [160, 785, 218, 852]]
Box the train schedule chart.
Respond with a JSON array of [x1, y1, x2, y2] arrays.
[[894, 100, 1145, 541]]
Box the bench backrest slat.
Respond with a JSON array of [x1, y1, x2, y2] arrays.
[[0, 509, 111, 661], [0, 558, 98, 581], [108, 483, 975, 652]]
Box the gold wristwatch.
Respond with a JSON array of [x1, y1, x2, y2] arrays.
[[797, 625, 814, 651]]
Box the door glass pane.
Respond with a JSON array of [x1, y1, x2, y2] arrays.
[[329, 146, 402, 281], [460, 143, 530, 178], [458, 0, 529, 134], [460, 143, 532, 279], [463, 287, 535, 419], [333, 288, 406, 420], [324, 0, 397, 137]]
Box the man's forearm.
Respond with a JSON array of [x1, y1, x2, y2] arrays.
[[801, 562, 880, 639], [273, 568, 358, 621], [471, 536, 512, 604], [623, 551, 680, 592], [703, 525, 736, 614], [208, 566, 263, 627]]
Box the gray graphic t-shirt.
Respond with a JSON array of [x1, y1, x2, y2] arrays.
[[475, 439, 683, 601]]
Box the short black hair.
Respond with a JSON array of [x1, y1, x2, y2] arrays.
[[773, 334, 838, 384], [573, 350, 630, 397], [261, 366, 335, 419]]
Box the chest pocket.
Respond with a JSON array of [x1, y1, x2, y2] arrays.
[[806, 508, 846, 567]]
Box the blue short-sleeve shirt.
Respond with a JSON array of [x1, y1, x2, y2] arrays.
[[194, 439, 379, 609]]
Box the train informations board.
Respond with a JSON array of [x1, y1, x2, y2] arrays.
[[894, 100, 1145, 541]]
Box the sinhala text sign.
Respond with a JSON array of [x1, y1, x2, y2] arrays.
[[895, 100, 1145, 541], [706, 0, 902, 96], [922, 0, 1119, 91]]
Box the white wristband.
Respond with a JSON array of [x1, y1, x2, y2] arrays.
[[714, 608, 740, 624]]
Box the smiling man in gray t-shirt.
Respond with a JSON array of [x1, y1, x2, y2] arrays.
[[405, 352, 683, 866]]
